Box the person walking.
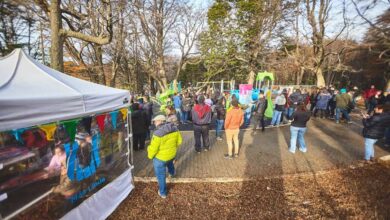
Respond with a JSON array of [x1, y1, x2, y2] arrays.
[[173, 93, 183, 124], [191, 95, 212, 153], [361, 105, 390, 161], [215, 97, 226, 141], [271, 91, 286, 127], [131, 103, 149, 151], [315, 89, 331, 118], [289, 103, 311, 153], [147, 115, 182, 199], [335, 88, 352, 124], [254, 91, 267, 132], [224, 100, 244, 159]]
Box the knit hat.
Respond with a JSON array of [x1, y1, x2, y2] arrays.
[[340, 88, 347, 94]]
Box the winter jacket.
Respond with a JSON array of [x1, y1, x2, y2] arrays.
[[173, 95, 182, 109], [310, 93, 318, 105], [288, 92, 304, 108], [274, 95, 286, 111], [336, 93, 352, 109], [131, 109, 149, 134], [316, 92, 331, 110], [291, 110, 311, 128], [143, 102, 153, 125], [224, 107, 244, 130], [182, 97, 193, 112], [362, 112, 390, 139], [255, 98, 267, 116], [191, 104, 212, 125], [215, 103, 226, 120], [148, 123, 182, 161]]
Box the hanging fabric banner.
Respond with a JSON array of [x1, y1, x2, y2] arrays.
[[96, 114, 106, 133], [38, 123, 57, 141], [110, 111, 119, 129], [119, 108, 128, 121], [62, 120, 78, 142], [11, 128, 27, 143]]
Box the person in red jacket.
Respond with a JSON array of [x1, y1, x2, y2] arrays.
[[363, 85, 377, 110]]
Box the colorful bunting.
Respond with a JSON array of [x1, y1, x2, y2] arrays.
[[38, 123, 57, 141], [11, 128, 27, 143], [62, 120, 78, 143], [110, 111, 119, 129], [96, 114, 106, 133], [119, 108, 128, 121]]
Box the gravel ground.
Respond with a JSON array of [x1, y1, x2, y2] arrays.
[[110, 163, 390, 220]]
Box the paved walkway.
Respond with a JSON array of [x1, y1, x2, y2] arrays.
[[132, 113, 390, 179]]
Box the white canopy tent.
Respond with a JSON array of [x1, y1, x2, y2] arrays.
[[0, 49, 130, 132], [0, 49, 133, 220]]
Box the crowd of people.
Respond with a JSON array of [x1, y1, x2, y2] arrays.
[[128, 85, 390, 199]]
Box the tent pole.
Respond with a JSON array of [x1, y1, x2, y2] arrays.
[[126, 108, 133, 167]]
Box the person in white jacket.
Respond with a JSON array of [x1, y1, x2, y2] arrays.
[[271, 91, 287, 127]]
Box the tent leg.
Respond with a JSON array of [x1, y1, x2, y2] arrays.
[[126, 109, 133, 167]]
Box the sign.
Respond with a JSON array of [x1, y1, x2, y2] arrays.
[[239, 84, 253, 105]]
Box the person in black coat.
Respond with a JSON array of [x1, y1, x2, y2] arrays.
[[131, 103, 149, 150], [362, 104, 390, 161], [254, 92, 267, 132]]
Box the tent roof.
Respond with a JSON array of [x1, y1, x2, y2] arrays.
[[0, 49, 130, 131]]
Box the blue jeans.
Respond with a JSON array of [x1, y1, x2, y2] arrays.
[[175, 108, 182, 123], [335, 107, 350, 122], [289, 126, 307, 153], [244, 111, 251, 126], [182, 111, 189, 122], [271, 110, 283, 126], [364, 138, 377, 160], [287, 107, 295, 119], [216, 119, 224, 138], [153, 158, 175, 196]]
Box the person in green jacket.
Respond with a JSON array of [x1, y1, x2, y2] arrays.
[[147, 115, 182, 198]]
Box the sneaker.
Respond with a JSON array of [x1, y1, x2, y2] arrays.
[[217, 137, 223, 141], [195, 150, 201, 154], [336, 120, 339, 124], [204, 148, 209, 152], [288, 149, 295, 154], [299, 148, 307, 153], [234, 154, 239, 158], [158, 191, 167, 199], [347, 121, 352, 124], [224, 154, 233, 159]]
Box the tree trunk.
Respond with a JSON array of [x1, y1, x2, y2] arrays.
[[94, 45, 106, 85], [316, 68, 326, 87], [49, 0, 64, 72], [247, 70, 256, 85]]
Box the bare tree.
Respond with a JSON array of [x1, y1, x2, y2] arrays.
[[33, 0, 113, 72], [303, 0, 347, 87], [172, 5, 205, 88], [130, 0, 182, 92]]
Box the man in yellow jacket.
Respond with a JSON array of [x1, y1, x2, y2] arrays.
[[147, 115, 182, 198]]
